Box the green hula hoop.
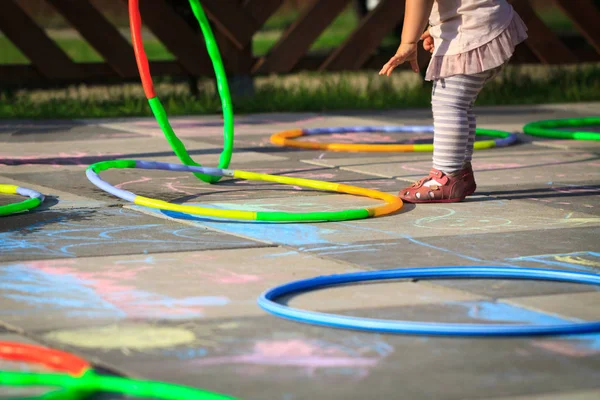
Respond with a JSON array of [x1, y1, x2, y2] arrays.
[[0, 371, 239, 400], [0, 184, 45, 216], [129, 0, 234, 183], [523, 117, 600, 141]]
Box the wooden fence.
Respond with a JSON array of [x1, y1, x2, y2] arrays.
[[0, 0, 599, 89]]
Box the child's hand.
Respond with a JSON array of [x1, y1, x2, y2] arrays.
[[379, 43, 419, 76], [421, 28, 434, 54]]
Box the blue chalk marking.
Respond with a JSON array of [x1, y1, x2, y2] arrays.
[[0, 264, 126, 318], [452, 301, 573, 325]]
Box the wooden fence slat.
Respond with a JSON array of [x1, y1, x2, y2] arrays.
[[253, 0, 351, 74], [0, 0, 84, 80], [200, 0, 257, 49], [48, 0, 138, 78], [209, 0, 282, 75], [509, 0, 578, 64], [553, 0, 600, 54], [121, 0, 212, 76], [319, 0, 406, 71], [0, 61, 189, 86], [244, 0, 284, 26]]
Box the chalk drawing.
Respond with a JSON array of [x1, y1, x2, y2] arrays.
[[413, 208, 600, 232], [45, 324, 196, 350], [190, 335, 394, 379], [0, 259, 230, 320], [451, 300, 600, 356], [507, 252, 600, 273], [0, 208, 253, 259]]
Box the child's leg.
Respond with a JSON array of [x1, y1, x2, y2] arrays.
[[464, 109, 476, 164], [464, 66, 503, 163], [431, 72, 490, 173], [398, 68, 499, 203]]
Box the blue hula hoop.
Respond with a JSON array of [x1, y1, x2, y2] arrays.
[[258, 267, 600, 336]]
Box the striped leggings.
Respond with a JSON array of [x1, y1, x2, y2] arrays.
[[431, 66, 502, 172]]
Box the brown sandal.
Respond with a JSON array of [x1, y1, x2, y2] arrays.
[[399, 165, 476, 203]]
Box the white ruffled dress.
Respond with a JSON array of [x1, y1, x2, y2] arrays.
[[425, 10, 528, 81]]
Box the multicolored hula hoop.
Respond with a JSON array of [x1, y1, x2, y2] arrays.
[[86, 160, 403, 222], [0, 184, 45, 216], [0, 342, 91, 377], [523, 117, 600, 141], [0, 371, 239, 400], [271, 126, 518, 152], [129, 0, 234, 183], [0, 342, 92, 399]]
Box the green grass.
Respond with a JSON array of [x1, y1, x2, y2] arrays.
[[1, 65, 599, 119]]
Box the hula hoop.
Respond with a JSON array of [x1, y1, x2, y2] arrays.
[[270, 126, 518, 152], [258, 266, 600, 336], [0, 342, 90, 377], [523, 117, 600, 141], [86, 160, 402, 222], [0, 371, 239, 400], [129, 0, 234, 183], [0, 342, 92, 399], [0, 184, 45, 216]]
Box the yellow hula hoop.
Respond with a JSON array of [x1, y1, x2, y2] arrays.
[[271, 126, 518, 152], [86, 160, 403, 222]]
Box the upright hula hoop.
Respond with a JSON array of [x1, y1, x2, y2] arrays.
[[86, 160, 403, 222], [270, 126, 518, 152], [523, 117, 600, 141], [0, 184, 45, 216], [0, 342, 92, 400], [0, 371, 239, 400], [129, 0, 234, 183], [258, 266, 600, 336], [0, 342, 90, 377]]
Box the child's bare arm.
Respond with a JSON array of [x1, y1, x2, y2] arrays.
[[379, 0, 435, 76], [401, 0, 435, 44]]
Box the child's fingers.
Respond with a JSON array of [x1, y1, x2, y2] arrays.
[[379, 56, 402, 75], [410, 59, 419, 73]]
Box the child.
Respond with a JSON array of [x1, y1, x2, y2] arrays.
[[379, 0, 528, 203]]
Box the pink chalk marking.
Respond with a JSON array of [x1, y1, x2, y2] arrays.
[[166, 182, 196, 195], [552, 186, 600, 194], [115, 176, 152, 189], [26, 260, 224, 318], [193, 340, 379, 370], [473, 163, 524, 171], [193, 355, 378, 368], [195, 269, 262, 284], [532, 341, 599, 358], [401, 165, 429, 173]]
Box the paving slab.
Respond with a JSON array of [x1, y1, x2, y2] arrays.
[[477, 182, 600, 213], [0, 207, 264, 262], [0, 248, 374, 331], [1, 105, 600, 400], [0, 175, 106, 209], [129, 196, 600, 249], [505, 292, 600, 321], [308, 150, 600, 184], [37, 308, 600, 400], [472, 389, 600, 400], [0, 120, 144, 143]]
